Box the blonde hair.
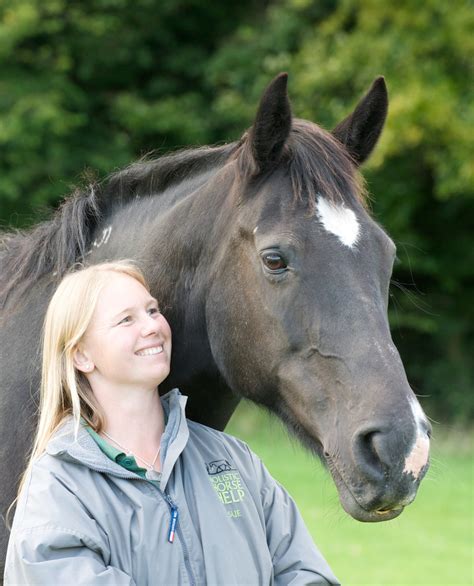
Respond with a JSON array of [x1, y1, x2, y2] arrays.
[[8, 260, 150, 524]]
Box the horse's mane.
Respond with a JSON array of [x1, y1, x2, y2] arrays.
[[0, 142, 240, 308], [0, 121, 366, 308], [103, 142, 242, 212]]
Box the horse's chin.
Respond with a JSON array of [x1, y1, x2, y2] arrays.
[[328, 459, 404, 523]]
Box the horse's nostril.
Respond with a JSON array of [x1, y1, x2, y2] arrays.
[[353, 428, 388, 481], [364, 431, 383, 464]]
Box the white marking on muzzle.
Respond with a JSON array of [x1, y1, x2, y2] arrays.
[[316, 195, 360, 248], [404, 398, 430, 478]]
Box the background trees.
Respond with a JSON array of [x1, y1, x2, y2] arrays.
[[1, 0, 472, 421]]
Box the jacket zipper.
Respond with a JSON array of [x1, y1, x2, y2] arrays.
[[163, 492, 178, 543], [159, 489, 197, 586]]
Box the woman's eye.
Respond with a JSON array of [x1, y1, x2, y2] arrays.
[[117, 307, 159, 325], [262, 252, 288, 273]]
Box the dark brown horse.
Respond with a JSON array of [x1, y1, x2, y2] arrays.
[[0, 74, 430, 573]]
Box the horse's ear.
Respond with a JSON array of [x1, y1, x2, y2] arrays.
[[247, 72, 292, 174], [332, 77, 388, 165]]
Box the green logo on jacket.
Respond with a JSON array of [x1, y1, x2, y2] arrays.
[[206, 459, 246, 518]]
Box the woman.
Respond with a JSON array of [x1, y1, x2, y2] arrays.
[[5, 260, 340, 585]]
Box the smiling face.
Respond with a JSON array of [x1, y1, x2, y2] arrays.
[[73, 272, 172, 393]]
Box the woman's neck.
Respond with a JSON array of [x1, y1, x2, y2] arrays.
[[93, 384, 166, 464]]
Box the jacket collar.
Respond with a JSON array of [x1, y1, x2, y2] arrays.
[[46, 388, 189, 491]]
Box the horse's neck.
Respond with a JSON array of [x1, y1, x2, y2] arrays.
[[146, 163, 235, 302], [112, 159, 235, 254], [140, 164, 240, 429]]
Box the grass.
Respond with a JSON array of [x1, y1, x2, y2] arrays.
[[226, 401, 474, 586]]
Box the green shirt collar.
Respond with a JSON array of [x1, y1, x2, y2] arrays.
[[81, 419, 149, 478], [85, 425, 123, 461]]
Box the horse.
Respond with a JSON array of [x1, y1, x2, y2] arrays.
[[0, 73, 431, 572]]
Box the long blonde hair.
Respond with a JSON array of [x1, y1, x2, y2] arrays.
[[8, 260, 150, 523]]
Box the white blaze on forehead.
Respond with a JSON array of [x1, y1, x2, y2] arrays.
[[404, 398, 430, 478], [316, 195, 360, 248]]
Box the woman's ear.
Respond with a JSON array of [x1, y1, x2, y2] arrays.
[[73, 346, 94, 373]]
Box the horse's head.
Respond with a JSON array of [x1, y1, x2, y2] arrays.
[[206, 74, 430, 522]]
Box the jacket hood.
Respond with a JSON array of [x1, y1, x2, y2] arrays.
[[45, 388, 189, 490]]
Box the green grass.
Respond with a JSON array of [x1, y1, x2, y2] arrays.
[[226, 402, 474, 586]]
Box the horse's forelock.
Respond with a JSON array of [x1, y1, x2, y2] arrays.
[[287, 119, 368, 211], [237, 119, 367, 212]]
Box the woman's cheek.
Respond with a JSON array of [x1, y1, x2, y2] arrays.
[[161, 316, 172, 339]]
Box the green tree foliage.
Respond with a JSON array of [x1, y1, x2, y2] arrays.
[[1, 0, 472, 420], [0, 0, 260, 223]]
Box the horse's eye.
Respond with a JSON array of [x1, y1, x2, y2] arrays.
[[262, 252, 287, 273]]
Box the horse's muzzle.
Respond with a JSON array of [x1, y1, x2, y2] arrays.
[[325, 421, 431, 522]]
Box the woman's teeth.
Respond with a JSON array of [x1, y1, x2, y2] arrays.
[[136, 345, 163, 356]]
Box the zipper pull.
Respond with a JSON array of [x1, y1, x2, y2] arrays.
[[167, 506, 178, 543]]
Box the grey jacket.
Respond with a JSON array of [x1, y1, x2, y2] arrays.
[[5, 389, 340, 585]]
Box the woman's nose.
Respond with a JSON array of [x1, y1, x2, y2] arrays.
[[141, 314, 159, 336]]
